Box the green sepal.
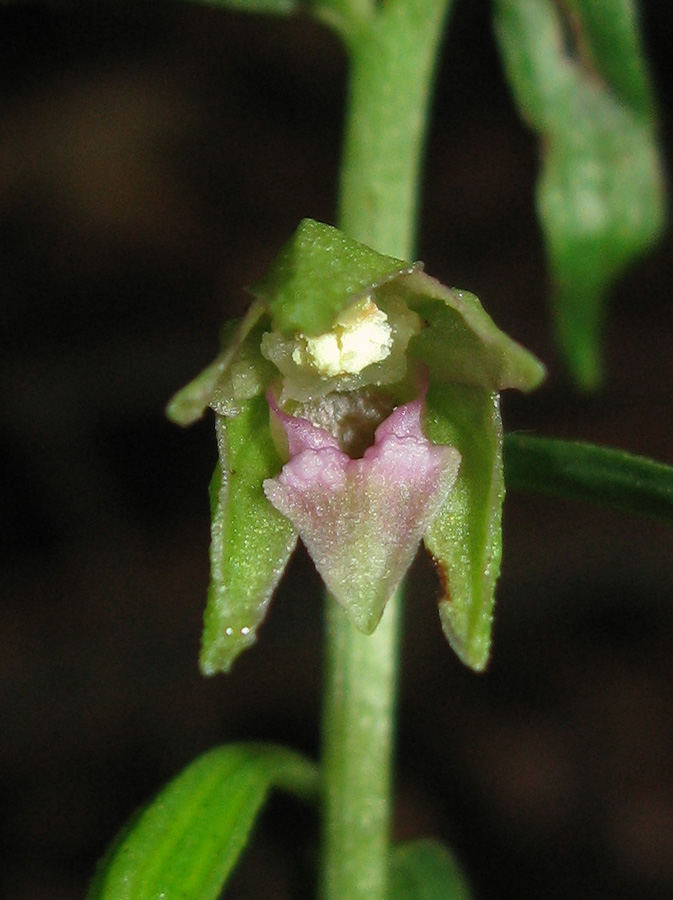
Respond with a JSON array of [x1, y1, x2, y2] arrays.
[[423, 383, 504, 671], [494, 0, 665, 389], [391, 840, 473, 900], [86, 743, 318, 900], [167, 302, 267, 426], [252, 218, 417, 336], [201, 396, 297, 675], [209, 319, 277, 417], [399, 271, 545, 392]]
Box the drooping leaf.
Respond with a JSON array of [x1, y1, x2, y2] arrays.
[[504, 433, 673, 524], [423, 384, 504, 671], [390, 840, 473, 900], [87, 743, 318, 900], [200, 396, 298, 675], [494, 0, 665, 389], [252, 218, 417, 336]]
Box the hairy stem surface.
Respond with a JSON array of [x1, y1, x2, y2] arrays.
[[320, 2, 454, 898]]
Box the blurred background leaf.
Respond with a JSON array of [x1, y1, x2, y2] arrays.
[[504, 434, 673, 524], [495, 0, 665, 389], [196, 0, 299, 13], [390, 840, 472, 900]]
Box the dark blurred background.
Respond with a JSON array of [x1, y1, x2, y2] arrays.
[[2, 2, 673, 898]]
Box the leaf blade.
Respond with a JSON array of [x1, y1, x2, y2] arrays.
[[390, 839, 472, 900], [494, 0, 665, 388], [504, 434, 673, 524], [87, 743, 318, 900], [195, 0, 299, 13]]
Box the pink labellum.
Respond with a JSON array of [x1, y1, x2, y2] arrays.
[[263, 392, 461, 632]]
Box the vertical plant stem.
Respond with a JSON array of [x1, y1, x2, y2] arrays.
[[321, 2, 454, 899], [320, 590, 401, 900], [338, 0, 454, 260]]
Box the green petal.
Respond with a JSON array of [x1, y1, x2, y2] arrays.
[[166, 301, 266, 426], [252, 218, 417, 336], [399, 271, 545, 391], [87, 743, 318, 900], [423, 383, 504, 671], [494, 0, 665, 389], [201, 397, 297, 675]]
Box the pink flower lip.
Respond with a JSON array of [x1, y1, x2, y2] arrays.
[[263, 387, 461, 631]]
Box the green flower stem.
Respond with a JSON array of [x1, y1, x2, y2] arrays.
[[321, 2, 454, 898], [320, 590, 401, 900], [338, 0, 455, 259]]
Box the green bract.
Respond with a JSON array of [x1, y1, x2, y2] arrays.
[[168, 219, 545, 674]]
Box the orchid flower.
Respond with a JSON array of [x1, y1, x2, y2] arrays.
[[168, 219, 545, 674]]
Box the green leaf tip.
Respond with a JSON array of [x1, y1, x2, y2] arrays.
[[391, 840, 473, 900], [87, 742, 318, 900], [495, 0, 666, 389]]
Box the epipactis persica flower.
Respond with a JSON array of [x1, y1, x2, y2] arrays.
[[168, 220, 545, 675]]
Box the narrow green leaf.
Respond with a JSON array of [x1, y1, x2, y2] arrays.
[[504, 434, 673, 524], [252, 218, 416, 336], [87, 743, 318, 900], [197, 0, 299, 13], [201, 396, 298, 675], [494, 0, 665, 389], [423, 384, 504, 671], [390, 840, 472, 900]]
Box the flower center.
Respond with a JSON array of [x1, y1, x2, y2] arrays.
[[292, 297, 393, 378], [292, 388, 396, 458]]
